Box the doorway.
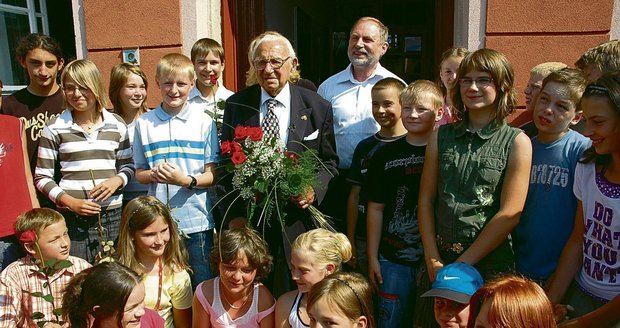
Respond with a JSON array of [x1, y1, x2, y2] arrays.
[[229, 0, 454, 89]]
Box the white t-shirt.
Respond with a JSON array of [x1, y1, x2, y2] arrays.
[[574, 161, 620, 301]]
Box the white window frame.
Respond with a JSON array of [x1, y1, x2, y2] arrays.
[[0, 0, 49, 94]]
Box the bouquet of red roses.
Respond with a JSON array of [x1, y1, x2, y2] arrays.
[[220, 125, 332, 230]]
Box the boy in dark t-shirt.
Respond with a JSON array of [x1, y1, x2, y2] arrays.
[[0, 33, 64, 174], [346, 77, 406, 275], [367, 80, 444, 327]]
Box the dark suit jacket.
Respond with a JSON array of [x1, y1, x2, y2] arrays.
[[220, 83, 339, 223]]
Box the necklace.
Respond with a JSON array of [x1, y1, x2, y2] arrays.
[[220, 279, 251, 310]]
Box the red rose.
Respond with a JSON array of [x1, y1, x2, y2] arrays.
[[19, 230, 37, 243], [231, 142, 242, 153], [248, 127, 263, 141], [231, 151, 247, 165], [210, 75, 218, 85], [220, 140, 232, 155], [234, 126, 249, 141]]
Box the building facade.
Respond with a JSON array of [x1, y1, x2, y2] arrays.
[[1, 0, 619, 108]]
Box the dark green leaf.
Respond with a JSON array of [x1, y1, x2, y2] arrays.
[[54, 260, 73, 270], [42, 294, 54, 303], [288, 174, 302, 188], [37, 321, 46, 328], [42, 282, 48, 289], [52, 308, 63, 316], [31, 312, 45, 319], [29, 292, 45, 297], [44, 259, 58, 267]]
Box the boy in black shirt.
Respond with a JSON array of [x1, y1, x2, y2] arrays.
[[367, 80, 444, 327], [347, 77, 407, 275]]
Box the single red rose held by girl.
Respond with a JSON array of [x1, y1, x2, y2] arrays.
[[248, 127, 263, 141], [220, 140, 232, 154], [234, 125, 250, 141], [231, 151, 247, 165], [210, 75, 218, 85], [19, 230, 37, 243]]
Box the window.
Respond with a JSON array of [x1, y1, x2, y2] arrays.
[[0, 0, 75, 94]]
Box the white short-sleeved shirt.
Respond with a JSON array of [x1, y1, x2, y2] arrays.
[[574, 161, 620, 301]]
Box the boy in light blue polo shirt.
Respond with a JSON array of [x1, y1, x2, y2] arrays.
[[133, 53, 219, 287]]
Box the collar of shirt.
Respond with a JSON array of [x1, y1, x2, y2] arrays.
[[332, 62, 393, 85], [188, 86, 207, 101], [260, 83, 291, 144], [454, 115, 506, 139], [154, 102, 191, 122], [57, 108, 117, 130]]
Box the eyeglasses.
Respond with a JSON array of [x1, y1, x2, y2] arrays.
[[459, 77, 494, 88], [63, 85, 91, 95], [253, 56, 290, 70]]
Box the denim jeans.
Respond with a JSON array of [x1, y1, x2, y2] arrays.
[[377, 255, 417, 328], [0, 235, 24, 271], [183, 229, 214, 289], [63, 207, 122, 263]]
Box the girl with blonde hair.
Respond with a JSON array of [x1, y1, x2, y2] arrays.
[[116, 196, 193, 328], [34, 59, 134, 262], [274, 228, 352, 328], [307, 272, 374, 328]]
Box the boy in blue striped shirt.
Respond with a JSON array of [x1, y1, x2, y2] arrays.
[[133, 53, 219, 288]]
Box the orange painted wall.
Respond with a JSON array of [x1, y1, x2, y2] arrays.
[[83, 0, 184, 108], [485, 0, 614, 113]]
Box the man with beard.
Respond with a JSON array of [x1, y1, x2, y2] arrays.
[[317, 17, 403, 235]]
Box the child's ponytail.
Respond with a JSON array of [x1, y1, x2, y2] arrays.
[[292, 228, 352, 271]]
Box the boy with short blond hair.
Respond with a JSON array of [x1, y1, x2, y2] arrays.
[[367, 80, 443, 327], [132, 53, 219, 287], [347, 77, 407, 275], [513, 68, 591, 283], [0, 208, 91, 328]]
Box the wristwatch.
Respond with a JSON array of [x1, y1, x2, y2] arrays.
[[187, 175, 197, 190]]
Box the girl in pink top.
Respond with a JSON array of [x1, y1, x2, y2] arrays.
[[192, 227, 275, 328], [437, 47, 469, 128]]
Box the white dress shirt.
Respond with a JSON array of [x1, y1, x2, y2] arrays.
[[260, 83, 291, 144], [318, 63, 403, 169]]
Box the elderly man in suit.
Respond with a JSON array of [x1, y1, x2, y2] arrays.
[[221, 31, 338, 292]]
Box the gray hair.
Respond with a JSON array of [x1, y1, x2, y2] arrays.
[[249, 31, 297, 62]]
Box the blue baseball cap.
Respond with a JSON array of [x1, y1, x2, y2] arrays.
[[421, 262, 484, 304]]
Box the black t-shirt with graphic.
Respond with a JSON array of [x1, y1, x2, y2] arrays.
[[368, 137, 426, 266]]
